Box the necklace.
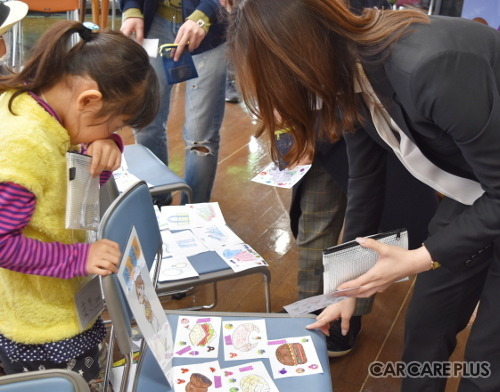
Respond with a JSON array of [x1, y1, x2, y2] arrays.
[[40, 91, 48, 103]]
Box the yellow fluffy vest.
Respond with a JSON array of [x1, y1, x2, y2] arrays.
[[0, 91, 91, 344]]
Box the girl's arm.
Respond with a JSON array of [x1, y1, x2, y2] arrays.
[[0, 182, 89, 278], [84, 133, 123, 181]]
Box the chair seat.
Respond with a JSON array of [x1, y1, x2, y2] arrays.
[[134, 311, 333, 392], [0, 369, 90, 392]]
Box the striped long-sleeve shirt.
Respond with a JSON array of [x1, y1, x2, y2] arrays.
[[0, 181, 89, 278]]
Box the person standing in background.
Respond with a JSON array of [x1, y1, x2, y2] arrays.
[[0, 1, 28, 74], [120, 0, 227, 205]]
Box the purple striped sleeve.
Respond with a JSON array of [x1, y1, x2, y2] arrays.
[[100, 170, 112, 186], [0, 182, 89, 278]]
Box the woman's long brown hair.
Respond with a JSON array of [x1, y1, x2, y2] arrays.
[[226, 0, 429, 166]]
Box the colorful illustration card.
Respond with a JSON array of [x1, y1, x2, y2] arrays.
[[191, 224, 243, 251], [161, 229, 208, 258], [158, 255, 199, 282], [220, 361, 278, 392], [156, 206, 191, 231], [283, 292, 346, 317], [117, 227, 174, 386], [186, 202, 226, 227], [267, 336, 323, 379], [251, 162, 311, 189], [216, 243, 268, 272], [172, 361, 222, 392], [112, 166, 143, 193], [222, 319, 269, 361], [173, 316, 222, 359]]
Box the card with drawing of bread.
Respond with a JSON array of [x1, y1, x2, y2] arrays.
[[222, 319, 269, 361], [172, 360, 222, 391], [267, 336, 323, 378], [173, 316, 222, 358], [220, 361, 279, 392]]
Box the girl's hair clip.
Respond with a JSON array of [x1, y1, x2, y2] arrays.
[[79, 21, 100, 42]]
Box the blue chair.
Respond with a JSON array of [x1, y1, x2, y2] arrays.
[[0, 369, 90, 392], [106, 154, 271, 311], [98, 181, 274, 390], [98, 181, 332, 392], [123, 144, 193, 204]]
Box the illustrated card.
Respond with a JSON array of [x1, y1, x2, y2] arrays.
[[191, 224, 243, 251], [156, 206, 191, 231], [172, 360, 222, 391], [215, 243, 268, 272], [220, 361, 278, 392], [186, 202, 226, 227], [222, 319, 269, 361], [283, 291, 351, 317], [173, 316, 222, 358], [161, 229, 208, 258], [117, 227, 174, 385], [251, 162, 311, 189], [158, 255, 199, 282], [267, 336, 323, 378]]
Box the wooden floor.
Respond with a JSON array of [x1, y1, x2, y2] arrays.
[[118, 83, 472, 392]]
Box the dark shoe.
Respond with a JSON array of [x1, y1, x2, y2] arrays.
[[225, 80, 241, 103], [153, 193, 173, 210], [326, 315, 362, 358]]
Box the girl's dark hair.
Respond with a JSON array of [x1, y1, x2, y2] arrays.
[[227, 0, 429, 167], [0, 20, 159, 129]]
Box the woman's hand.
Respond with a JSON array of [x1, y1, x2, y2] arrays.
[[306, 297, 356, 336], [120, 17, 145, 44], [86, 239, 121, 276], [334, 238, 433, 298], [86, 138, 122, 177], [173, 19, 207, 60]]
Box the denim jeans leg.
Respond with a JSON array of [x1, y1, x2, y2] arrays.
[[133, 14, 176, 168], [182, 43, 227, 203]]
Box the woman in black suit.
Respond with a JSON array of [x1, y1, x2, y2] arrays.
[[226, 0, 500, 390]]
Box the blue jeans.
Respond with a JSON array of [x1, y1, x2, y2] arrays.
[[134, 14, 227, 204]]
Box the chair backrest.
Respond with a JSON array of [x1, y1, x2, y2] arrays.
[[98, 180, 162, 272], [99, 175, 120, 218], [22, 0, 80, 13], [123, 144, 193, 203], [0, 369, 90, 392], [98, 181, 163, 392]]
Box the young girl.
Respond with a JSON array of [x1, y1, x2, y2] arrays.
[[228, 1, 500, 390], [0, 20, 159, 390]]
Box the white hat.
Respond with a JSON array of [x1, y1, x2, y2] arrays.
[[0, 1, 28, 36]]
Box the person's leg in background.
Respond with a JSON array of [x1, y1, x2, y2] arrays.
[[295, 160, 347, 300], [293, 160, 364, 358], [132, 14, 175, 206], [225, 58, 241, 104], [182, 43, 226, 204]]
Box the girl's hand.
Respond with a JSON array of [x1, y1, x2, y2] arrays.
[[306, 297, 356, 336], [87, 239, 121, 276], [86, 138, 122, 177], [173, 19, 207, 60], [334, 239, 433, 298]]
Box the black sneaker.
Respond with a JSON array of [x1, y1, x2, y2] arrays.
[[153, 193, 173, 210], [326, 315, 362, 358], [225, 80, 241, 103]]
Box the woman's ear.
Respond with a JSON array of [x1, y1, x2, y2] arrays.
[[77, 89, 103, 112]]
